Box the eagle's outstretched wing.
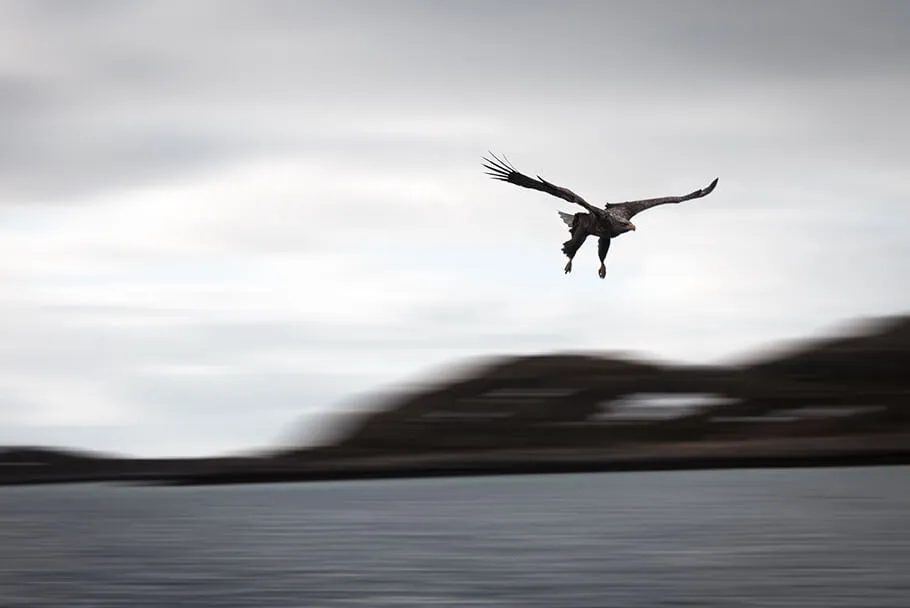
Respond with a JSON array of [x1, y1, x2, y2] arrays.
[[482, 152, 600, 215], [609, 178, 719, 220]]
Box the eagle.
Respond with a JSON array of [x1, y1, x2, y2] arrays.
[[482, 152, 719, 278]]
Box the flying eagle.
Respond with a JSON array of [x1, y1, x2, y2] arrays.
[[482, 153, 719, 278]]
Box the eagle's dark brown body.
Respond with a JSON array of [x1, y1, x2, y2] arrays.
[[482, 153, 719, 279]]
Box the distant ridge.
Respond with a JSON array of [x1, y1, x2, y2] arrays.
[[4, 314, 910, 486]]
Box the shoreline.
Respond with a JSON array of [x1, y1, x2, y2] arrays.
[[157, 446, 910, 487], [4, 438, 909, 487]]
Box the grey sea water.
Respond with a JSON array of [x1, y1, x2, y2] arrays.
[[1, 467, 909, 607]]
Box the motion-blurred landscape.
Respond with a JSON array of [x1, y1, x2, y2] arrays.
[[4, 313, 908, 486]]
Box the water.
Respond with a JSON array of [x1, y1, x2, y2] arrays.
[[1, 467, 909, 607]]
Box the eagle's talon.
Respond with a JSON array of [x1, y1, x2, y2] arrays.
[[598, 265, 606, 279]]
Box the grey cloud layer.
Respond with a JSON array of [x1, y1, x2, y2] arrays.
[[2, 0, 909, 200]]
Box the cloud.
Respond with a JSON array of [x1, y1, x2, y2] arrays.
[[0, 1, 908, 456]]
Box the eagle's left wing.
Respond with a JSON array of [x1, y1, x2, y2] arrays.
[[609, 178, 719, 220], [482, 152, 600, 215]]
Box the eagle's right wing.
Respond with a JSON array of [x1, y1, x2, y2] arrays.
[[482, 152, 599, 215], [609, 178, 719, 219]]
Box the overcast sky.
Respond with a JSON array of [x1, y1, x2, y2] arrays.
[[1, 0, 908, 457]]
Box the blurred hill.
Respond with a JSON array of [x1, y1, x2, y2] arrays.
[[3, 315, 909, 485], [293, 315, 910, 458]]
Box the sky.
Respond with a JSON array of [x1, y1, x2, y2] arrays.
[[1, 0, 908, 457]]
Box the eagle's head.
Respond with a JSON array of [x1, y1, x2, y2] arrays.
[[604, 206, 636, 235], [616, 219, 637, 234]]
